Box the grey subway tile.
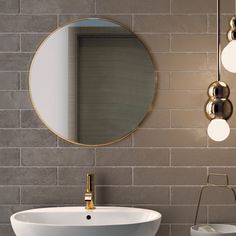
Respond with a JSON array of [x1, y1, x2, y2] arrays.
[[171, 148, 236, 166], [170, 71, 215, 90], [0, 110, 20, 128], [134, 167, 207, 185], [21, 0, 94, 13], [0, 72, 19, 90], [0, 91, 31, 109], [141, 110, 170, 128], [209, 206, 236, 223], [0, 34, 19, 52], [21, 110, 44, 128], [20, 72, 29, 90], [137, 34, 169, 53], [96, 0, 169, 13], [0, 167, 56, 185], [0, 53, 32, 71], [21, 148, 95, 166], [171, 110, 208, 128], [0, 15, 57, 32], [59, 167, 132, 185], [0, 0, 19, 13], [96, 148, 169, 166], [0, 187, 19, 204], [0, 129, 57, 147], [133, 129, 207, 147], [152, 53, 207, 71], [21, 186, 84, 204], [0, 149, 20, 166], [171, 0, 234, 14], [96, 186, 169, 204], [156, 225, 170, 236], [171, 186, 236, 205], [171, 225, 193, 236], [21, 34, 48, 52], [153, 91, 207, 109], [134, 15, 207, 33], [171, 34, 215, 52], [0, 224, 15, 236]]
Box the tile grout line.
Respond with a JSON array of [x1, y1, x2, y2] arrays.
[[132, 14, 134, 31], [169, 33, 172, 52], [57, 14, 59, 27], [94, 147, 97, 167], [19, 0, 21, 14], [19, 185, 22, 205], [206, 14, 209, 33], [94, 0, 97, 14], [57, 167, 59, 185], [207, 205, 209, 224], [132, 167, 134, 185]]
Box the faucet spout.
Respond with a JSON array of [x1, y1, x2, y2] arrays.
[[85, 174, 96, 210]]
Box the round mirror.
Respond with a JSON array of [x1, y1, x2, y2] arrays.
[[29, 18, 156, 146]]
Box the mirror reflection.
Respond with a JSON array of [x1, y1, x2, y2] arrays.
[[30, 19, 156, 146]]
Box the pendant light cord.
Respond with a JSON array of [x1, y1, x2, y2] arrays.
[[235, 0, 236, 15], [217, 0, 221, 82]]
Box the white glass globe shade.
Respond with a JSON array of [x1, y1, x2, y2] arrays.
[[221, 40, 236, 73], [207, 119, 230, 142]]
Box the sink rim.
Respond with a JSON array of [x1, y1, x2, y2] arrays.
[[11, 206, 161, 227]]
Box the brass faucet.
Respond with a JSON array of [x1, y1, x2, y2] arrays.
[[84, 173, 96, 210]]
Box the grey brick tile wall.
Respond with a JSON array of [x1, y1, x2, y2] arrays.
[[0, 1, 235, 236]]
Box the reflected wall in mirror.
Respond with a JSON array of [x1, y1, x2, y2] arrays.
[[30, 18, 156, 146]]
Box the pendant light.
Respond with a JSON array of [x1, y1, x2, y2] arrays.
[[205, 0, 233, 142], [221, 1, 236, 73]]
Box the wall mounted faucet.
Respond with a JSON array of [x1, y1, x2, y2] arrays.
[[84, 173, 96, 210]]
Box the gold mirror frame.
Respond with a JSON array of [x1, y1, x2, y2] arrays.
[[29, 17, 157, 147]]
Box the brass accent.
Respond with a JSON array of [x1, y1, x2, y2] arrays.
[[229, 16, 236, 28], [205, 81, 233, 121], [28, 17, 157, 147], [194, 173, 236, 225], [85, 174, 96, 210], [207, 81, 230, 99], [227, 29, 236, 41], [205, 98, 233, 120], [227, 16, 236, 41]]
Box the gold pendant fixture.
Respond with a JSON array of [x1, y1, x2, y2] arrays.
[[205, 81, 233, 120], [205, 0, 233, 142], [227, 16, 236, 41], [222, 1, 236, 73]]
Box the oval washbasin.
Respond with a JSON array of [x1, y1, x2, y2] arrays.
[[11, 206, 161, 236]]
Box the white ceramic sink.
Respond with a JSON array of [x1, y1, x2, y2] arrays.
[[11, 206, 161, 236]]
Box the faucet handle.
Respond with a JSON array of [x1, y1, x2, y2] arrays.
[[86, 174, 94, 192], [85, 173, 96, 210], [85, 192, 93, 201]]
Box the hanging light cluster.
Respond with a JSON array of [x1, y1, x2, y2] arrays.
[[205, 0, 234, 142], [205, 81, 232, 141], [222, 16, 236, 73]]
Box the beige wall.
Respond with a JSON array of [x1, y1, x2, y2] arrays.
[[1, 1, 236, 236]]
